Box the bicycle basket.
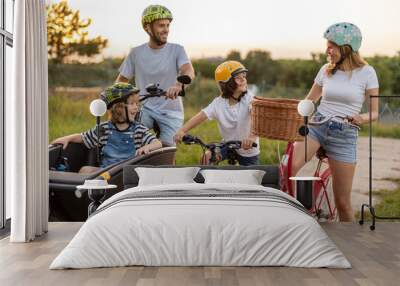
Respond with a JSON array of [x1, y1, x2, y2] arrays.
[[251, 96, 304, 141]]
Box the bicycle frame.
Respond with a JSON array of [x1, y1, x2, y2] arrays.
[[279, 141, 337, 221], [183, 135, 248, 166]]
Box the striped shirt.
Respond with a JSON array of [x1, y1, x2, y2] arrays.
[[81, 121, 157, 150]]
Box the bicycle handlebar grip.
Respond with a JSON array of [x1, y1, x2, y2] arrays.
[[75, 188, 85, 198], [182, 134, 195, 144], [226, 141, 257, 148]]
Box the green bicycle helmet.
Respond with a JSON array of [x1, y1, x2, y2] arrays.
[[323, 22, 362, 52], [100, 82, 139, 109], [141, 5, 173, 28]]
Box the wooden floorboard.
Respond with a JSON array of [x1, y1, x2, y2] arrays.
[[0, 222, 399, 286]]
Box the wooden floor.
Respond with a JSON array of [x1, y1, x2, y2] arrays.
[[0, 222, 399, 286]]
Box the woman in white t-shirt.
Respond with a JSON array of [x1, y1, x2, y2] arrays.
[[174, 61, 260, 165], [292, 22, 379, 222]]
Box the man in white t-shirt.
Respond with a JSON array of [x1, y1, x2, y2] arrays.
[[174, 61, 260, 166], [116, 5, 195, 146]]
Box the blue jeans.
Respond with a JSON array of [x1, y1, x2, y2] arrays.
[[308, 112, 358, 163], [101, 122, 136, 167], [140, 107, 183, 146]]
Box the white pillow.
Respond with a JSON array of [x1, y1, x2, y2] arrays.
[[200, 169, 266, 185], [135, 167, 201, 186]]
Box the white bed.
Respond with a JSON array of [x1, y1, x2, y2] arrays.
[[50, 179, 351, 269]]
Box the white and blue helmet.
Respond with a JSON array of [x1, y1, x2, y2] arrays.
[[323, 22, 362, 52]]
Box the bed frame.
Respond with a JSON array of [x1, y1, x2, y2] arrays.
[[122, 165, 281, 189]]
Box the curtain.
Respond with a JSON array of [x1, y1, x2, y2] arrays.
[[7, 0, 48, 242]]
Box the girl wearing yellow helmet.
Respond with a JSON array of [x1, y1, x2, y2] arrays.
[[174, 61, 260, 166]]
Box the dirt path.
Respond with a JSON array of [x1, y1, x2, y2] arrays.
[[297, 137, 400, 210]]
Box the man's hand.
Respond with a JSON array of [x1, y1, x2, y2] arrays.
[[166, 83, 183, 99], [173, 128, 186, 143], [241, 136, 256, 150]]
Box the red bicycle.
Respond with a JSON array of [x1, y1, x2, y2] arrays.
[[279, 142, 336, 221], [279, 114, 360, 221]]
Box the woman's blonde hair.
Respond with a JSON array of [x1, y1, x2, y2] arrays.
[[326, 44, 368, 76]]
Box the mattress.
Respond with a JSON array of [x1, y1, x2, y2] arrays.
[[50, 183, 351, 269]]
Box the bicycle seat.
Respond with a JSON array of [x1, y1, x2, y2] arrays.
[[316, 147, 328, 160]]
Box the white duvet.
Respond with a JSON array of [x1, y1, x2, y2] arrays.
[[50, 183, 351, 269]]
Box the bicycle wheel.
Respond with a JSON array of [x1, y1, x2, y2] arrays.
[[314, 169, 337, 222]]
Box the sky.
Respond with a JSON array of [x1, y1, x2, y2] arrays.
[[46, 0, 400, 59]]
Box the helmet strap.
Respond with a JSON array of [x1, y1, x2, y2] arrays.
[[230, 91, 247, 102], [120, 98, 131, 124]]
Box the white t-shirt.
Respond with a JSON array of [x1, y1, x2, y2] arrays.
[[119, 43, 190, 119], [202, 92, 260, 157], [315, 64, 379, 117]]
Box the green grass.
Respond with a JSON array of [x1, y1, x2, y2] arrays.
[[356, 179, 400, 220], [50, 91, 400, 217], [49, 86, 400, 166], [49, 94, 284, 165], [359, 122, 400, 139], [49, 94, 98, 140]]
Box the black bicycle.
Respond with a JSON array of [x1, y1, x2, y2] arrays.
[[182, 134, 257, 165]]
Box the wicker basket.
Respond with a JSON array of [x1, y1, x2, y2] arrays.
[[251, 96, 304, 141]]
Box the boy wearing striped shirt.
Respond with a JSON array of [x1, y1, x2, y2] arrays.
[[51, 83, 162, 173]]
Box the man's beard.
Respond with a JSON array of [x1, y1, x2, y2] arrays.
[[151, 34, 166, 46], [149, 26, 167, 46]]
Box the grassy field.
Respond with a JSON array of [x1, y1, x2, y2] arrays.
[[49, 80, 400, 167], [359, 123, 400, 139], [50, 89, 400, 218], [49, 94, 285, 165], [356, 179, 400, 221]]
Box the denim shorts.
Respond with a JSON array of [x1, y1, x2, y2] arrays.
[[140, 107, 183, 146], [308, 113, 358, 164]]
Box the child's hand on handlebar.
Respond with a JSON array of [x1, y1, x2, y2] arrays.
[[173, 129, 186, 143], [136, 145, 152, 156], [51, 137, 70, 150], [166, 83, 182, 99], [241, 137, 256, 150]]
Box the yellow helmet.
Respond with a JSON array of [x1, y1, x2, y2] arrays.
[[215, 61, 248, 82]]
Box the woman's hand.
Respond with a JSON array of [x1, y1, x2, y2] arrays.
[[174, 129, 186, 143], [241, 136, 256, 150], [347, 114, 364, 126]]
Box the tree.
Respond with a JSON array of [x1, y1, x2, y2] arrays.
[[243, 50, 279, 85], [47, 1, 108, 64], [226, 50, 242, 62]]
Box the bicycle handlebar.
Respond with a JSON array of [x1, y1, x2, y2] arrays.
[[182, 134, 257, 149], [139, 75, 191, 102], [308, 114, 360, 130]]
